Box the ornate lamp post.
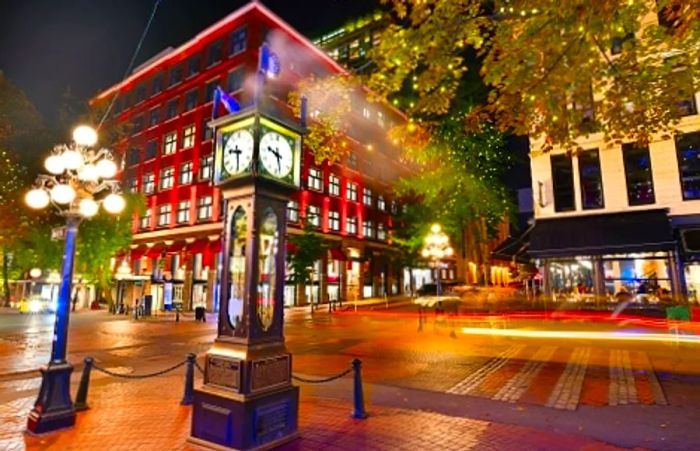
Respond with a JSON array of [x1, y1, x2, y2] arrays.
[[422, 224, 454, 302], [24, 125, 125, 434]]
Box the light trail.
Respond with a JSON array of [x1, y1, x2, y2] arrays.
[[459, 327, 700, 344]]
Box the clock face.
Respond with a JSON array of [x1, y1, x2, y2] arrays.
[[222, 129, 254, 175], [260, 131, 293, 178]]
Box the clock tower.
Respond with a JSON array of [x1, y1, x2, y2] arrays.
[[189, 105, 303, 450]]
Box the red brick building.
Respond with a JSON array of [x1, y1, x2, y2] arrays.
[[93, 2, 410, 311]]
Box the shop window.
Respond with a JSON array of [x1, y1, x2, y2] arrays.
[[346, 216, 357, 235], [207, 39, 223, 67], [346, 181, 358, 201], [182, 124, 196, 148], [163, 131, 177, 155], [676, 132, 700, 200], [307, 205, 320, 227], [623, 143, 655, 205], [307, 167, 323, 191], [551, 154, 575, 212], [180, 161, 193, 185], [140, 209, 151, 229], [142, 172, 155, 194], [230, 26, 247, 56], [329, 174, 341, 196], [157, 204, 171, 226], [227, 67, 244, 93], [288, 201, 299, 222], [187, 54, 201, 78], [177, 200, 190, 224], [199, 155, 213, 180], [160, 167, 174, 190], [197, 196, 213, 220], [578, 149, 604, 209], [329, 210, 340, 231], [363, 188, 373, 206]]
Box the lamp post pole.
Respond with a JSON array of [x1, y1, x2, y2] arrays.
[[25, 125, 125, 434]]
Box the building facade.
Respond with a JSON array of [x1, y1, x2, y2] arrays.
[[92, 3, 410, 312], [528, 11, 700, 303]]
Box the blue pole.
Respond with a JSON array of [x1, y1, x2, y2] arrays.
[[51, 216, 79, 363]]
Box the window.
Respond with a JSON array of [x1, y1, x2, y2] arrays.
[[184, 89, 199, 111], [143, 172, 155, 194], [180, 161, 193, 185], [308, 167, 323, 191], [131, 114, 144, 134], [157, 204, 171, 226], [163, 131, 177, 155], [135, 84, 146, 104], [346, 216, 357, 235], [165, 99, 179, 120], [160, 167, 175, 190], [377, 195, 386, 211], [551, 154, 575, 212], [199, 155, 213, 180], [177, 200, 190, 224], [145, 140, 157, 160], [140, 209, 151, 229], [579, 149, 604, 209], [288, 201, 299, 222], [148, 107, 160, 127], [169, 65, 182, 86], [669, 60, 697, 116], [151, 74, 163, 96], [307, 205, 320, 227], [347, 153, 357, 169], [329, 210, 340, 231], [181, 124, 196, 148], [205, 79, 219, 102], [377, 111, 385, 128], [676, 132, 700, 200], [623, 143, 655, 205], [377, 223, 386, 241], [187, 54, 201, 78], [197, 196, 213, 220], [363, 220, 374, 238], [362, 107, 371, 119], [346, 181, 358, 201], [390, 200, 398, 214], [329, 174, 340, 196], [363, 188, 373, 206], [207, 39, 223, 66], [201, 120, 213, 141], [230, 26, 247, 55], [127, 177, 138, 192], [227, 67, 244, 93], [127, 148, 140, 166]]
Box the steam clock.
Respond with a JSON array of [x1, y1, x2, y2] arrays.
[[189, 106, 302, 450]]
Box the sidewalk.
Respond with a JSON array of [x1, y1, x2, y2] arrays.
[[0, 373, 633, 451]]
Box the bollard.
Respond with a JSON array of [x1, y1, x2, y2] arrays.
[[181, 353, 196, 406], [74, 357, 94, 411], [351, 358, 368, 419], [176, 308, 180, 322], [418, 307, 423, 332]]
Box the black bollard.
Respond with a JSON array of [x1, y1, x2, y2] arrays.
[[181, 353, 196, 406], [74, 357, 94, 411], [351, 358, 368, 419], [176, 308, 180, 322]]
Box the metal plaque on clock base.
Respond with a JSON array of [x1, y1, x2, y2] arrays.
[[189, 342, 299, 450]]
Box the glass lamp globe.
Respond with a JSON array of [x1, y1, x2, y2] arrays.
[[96, 159, 117, 179], [44, 155, 65, 175], [445, 247, 454, 257], [61, 149, 84, 170], [79, 198, 99, 217], [421, 249, 430, 258], [78, 163, 99, 182], [29, 268, 42, 279], [25, 189, 50, 209], [103, 193, 125, 214], [73, 125, 98, 147], [50, 184, 76, 204], [431, 224, 441, 234]]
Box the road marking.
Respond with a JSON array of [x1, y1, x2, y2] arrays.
[[493, 346, 557, 403], [546, 347, 590, 410], [609, 349, 638, 405], [447, 345, 526, 395]]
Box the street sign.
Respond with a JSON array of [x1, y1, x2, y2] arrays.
[[51, 226, 67, 241]]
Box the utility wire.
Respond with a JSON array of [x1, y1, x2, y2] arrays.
[[97, 0, 164, 130]]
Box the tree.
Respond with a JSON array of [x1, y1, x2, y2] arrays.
[[369, 0, 700, 150], [74, 192, 144, 309], [287, 220, 328, 307]]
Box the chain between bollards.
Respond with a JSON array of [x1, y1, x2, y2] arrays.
[[74, 357, 93, 411]]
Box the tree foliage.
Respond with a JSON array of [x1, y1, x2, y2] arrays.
[[286, 220, 328, 287], [370, 0, 700, 150]]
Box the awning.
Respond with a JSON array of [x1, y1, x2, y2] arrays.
[[187, 240, 209, 254], [491, 226, 532, 263], [529, 209, 676, 258], [165, 241, 186, 254], [329, 247, 346, 261], [146, 245, 165, 259], [130, 247, 148, 260], [209, 239, 222, 253]]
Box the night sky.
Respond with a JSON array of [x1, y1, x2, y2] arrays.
[[0, 0, 376, 125]]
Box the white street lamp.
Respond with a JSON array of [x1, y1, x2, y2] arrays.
[[24, 124, 125, 434], [422, 223, 454, 302]]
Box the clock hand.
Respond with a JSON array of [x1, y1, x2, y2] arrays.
[[268, 146, 282, 173]]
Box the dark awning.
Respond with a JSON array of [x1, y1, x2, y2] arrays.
[[491, 226, 532, 263], [529, 209, 675, 258]]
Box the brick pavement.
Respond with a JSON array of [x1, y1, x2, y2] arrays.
[[0, 373, 633, 451]]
